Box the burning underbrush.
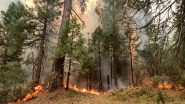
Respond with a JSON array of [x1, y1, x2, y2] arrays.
[[8, 82, 101, 104], [8, 80, 185, 104], [64, 83, 100, 95], [158, 82, 184, 90], [8, 84, 45, 104]]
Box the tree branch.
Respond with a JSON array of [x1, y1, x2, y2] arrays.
[[136, 1, 176, 30], [71, 8, 85, 24]]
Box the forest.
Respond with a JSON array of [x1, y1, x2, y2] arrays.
[[0, 0, 185, 104]]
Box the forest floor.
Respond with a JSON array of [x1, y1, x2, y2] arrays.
[[22, 87, 185, 104]]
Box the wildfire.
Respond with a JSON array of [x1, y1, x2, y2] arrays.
[[66, 83, 100, 95], [158, 82, 184, 90], [8, 84, 44, 104], [23, 84, 44, 101], [158, 82, 172, 90]]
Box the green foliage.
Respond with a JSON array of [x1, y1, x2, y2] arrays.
[[111, 87, 156, 102], [0, 62, 27, 102], [0, 2, 33, 103], [57, 18, 85, 58], [1, 1, 35, 62], [110, 87, 183, 103], [92, 26, 104, 56], [100, 0, 129, 59], [157, 90, 165, 104], [56, 18, 86, 75], [66, 89, 79, 97], [135, 64, 148, 80], [152, 76, 162, 87], [80, 54, 94, 75]]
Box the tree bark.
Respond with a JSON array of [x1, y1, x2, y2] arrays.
[[89, 71, 92, 90], [49, 0, 72, 92], [110, 51, 113, 88], [113, 52, 118, 89], [34, 17, 47, 85], [107, 75, 110, 90], [66, 31, 74, 90], [49, 57, 65, 92], [129, 36, 134, 86], [98, 38, 103, 91], [66, 58, 72, 90]]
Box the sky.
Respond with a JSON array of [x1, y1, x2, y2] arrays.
[[0, 0, 15, 10]]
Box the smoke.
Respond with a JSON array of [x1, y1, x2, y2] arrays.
[[0, 0, 130, 90], [132, 13, 149, 50], [73, 0, 101, 38]]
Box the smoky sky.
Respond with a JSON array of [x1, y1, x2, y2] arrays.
[[0, 0, 19, 11]]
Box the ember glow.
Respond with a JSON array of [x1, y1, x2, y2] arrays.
[[66, 83, 100, 95]]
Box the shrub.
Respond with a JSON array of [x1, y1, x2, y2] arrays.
[[0, 62, 27, 103]]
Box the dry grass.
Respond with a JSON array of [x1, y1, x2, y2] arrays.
[[22, 87, 185, 104]]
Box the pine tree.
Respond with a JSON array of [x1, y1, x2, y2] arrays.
[[0, 2, 35, 103], [32, 0, 61, 86], [92, 26, 103, 91], [49, 0, 87, 92]]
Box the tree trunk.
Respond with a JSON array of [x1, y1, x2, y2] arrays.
[[107, 75, 110, 90], [66, 31, 74, 90], [110, 52, 113, 88], [89, 71, 92, 90], [34, 17, 47, 85], [113, 52, 118, 89], [98, 39, 103, 91], [129, 36, 134, 86], [66, 58, 72, 90], [86, 74, 89, 90], [49, 0, 72, 92]]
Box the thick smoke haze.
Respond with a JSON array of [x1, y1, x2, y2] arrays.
[[0, 0, 135, 90]]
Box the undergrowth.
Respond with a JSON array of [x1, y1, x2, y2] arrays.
[[110, 87, 185, 104]]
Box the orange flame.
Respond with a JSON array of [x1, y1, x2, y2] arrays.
[[8, 84, 44, 104], [23, 84, 44, 101], [158, 82, 185, 90], [66, 83, 100, 95], [158, 82, 173, 90]]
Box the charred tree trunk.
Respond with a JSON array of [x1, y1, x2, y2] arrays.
[[49, 0, 72, 92], [34, 17, 47, 85]]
